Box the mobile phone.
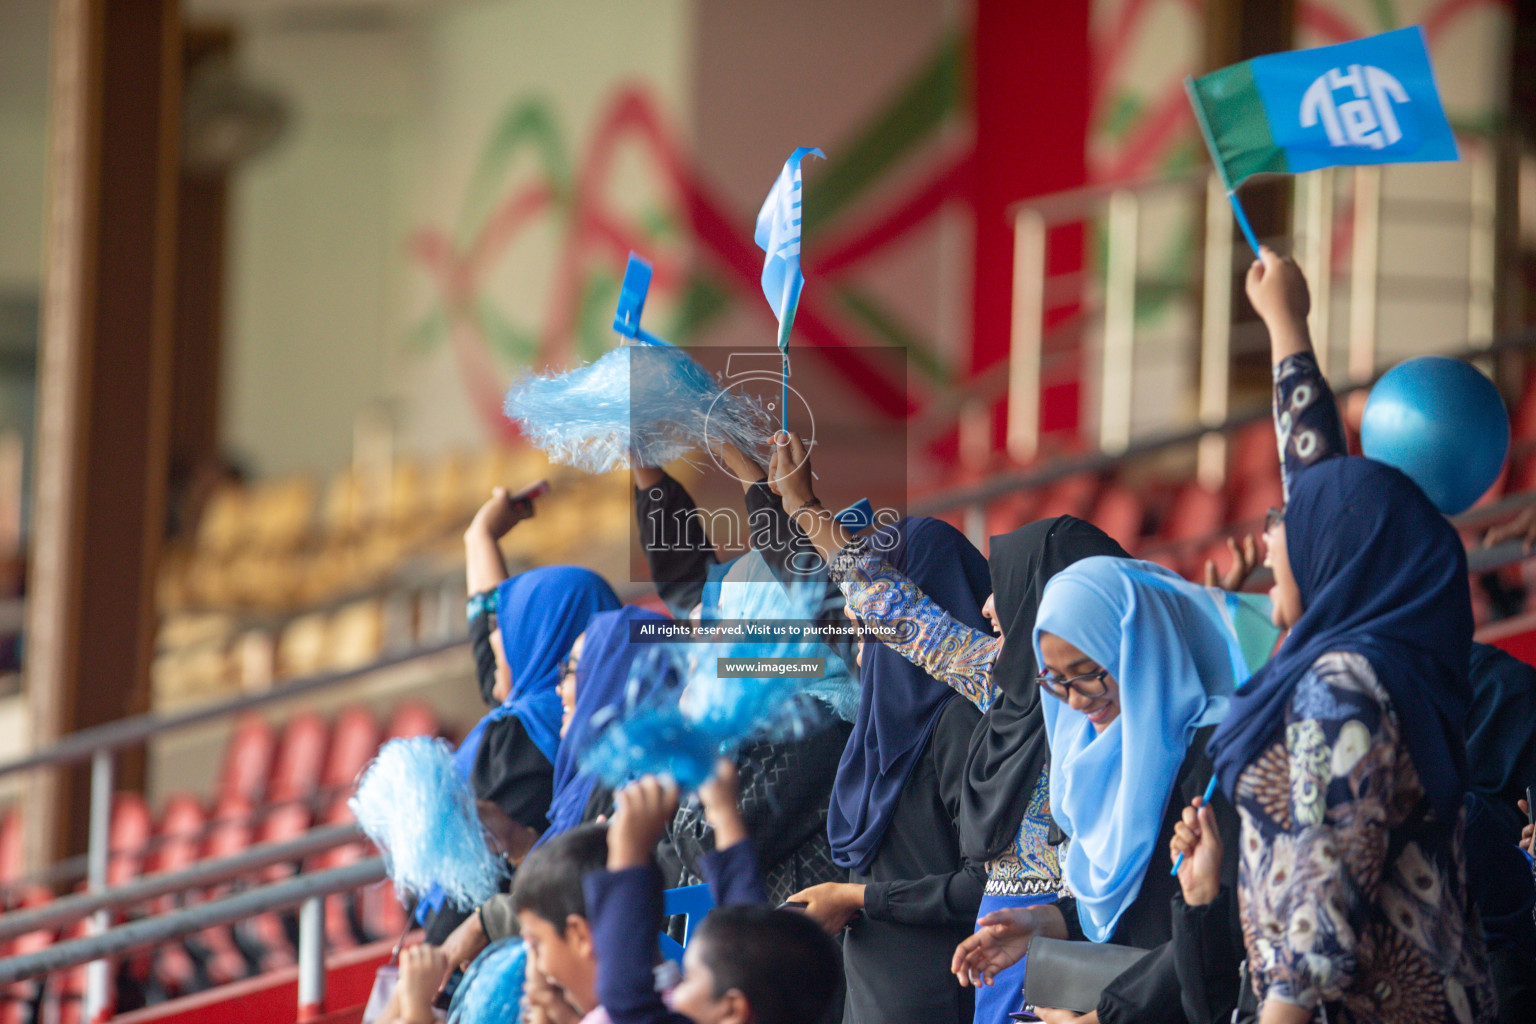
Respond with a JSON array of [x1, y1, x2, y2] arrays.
[[511, 480, 550, 505], [432, 967, 465, 1010], [1526, 786, 1535, 826], [1009, 1013, 1042, 1022], [777, 900, 808, 910]]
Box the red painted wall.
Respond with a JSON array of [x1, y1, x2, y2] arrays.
[[972, 0, 1091, 447]]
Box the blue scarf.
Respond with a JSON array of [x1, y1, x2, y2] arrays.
[[1209, 456, 1472, 822], [1036, 557, 1252, 942], [540, 605, 671, 843], [828, 517, 992, 872], [454, 566, 620, 777]]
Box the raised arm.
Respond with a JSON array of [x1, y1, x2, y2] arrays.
[[633, 467, 717, 618], [1246, 248, 1346, 500], [767, 433, 1000, 710]]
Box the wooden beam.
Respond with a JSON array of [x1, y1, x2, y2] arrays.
[[28, 0, 183, 866]]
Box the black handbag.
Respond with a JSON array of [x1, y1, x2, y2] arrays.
[[1021, 936, 1151, 1015]]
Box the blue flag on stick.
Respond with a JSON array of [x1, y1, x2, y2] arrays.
[[1187, 26, 1457, 255], [1188, 25, 1458, 190], [755, 147, 823, 431]]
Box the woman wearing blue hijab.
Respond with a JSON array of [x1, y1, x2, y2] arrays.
[[422, 536, 617, 944], [455, 565, 621, 812], [952, 557, 1274, 1024]]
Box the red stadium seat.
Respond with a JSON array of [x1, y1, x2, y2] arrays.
[[146, 796, 206, 997], [218, 715, 275, 809], [190, 795, 255, 985], [268, 713, 329, 806], [322, 707, 380, 797], [1229, 421, 1279, 485], [1033, 473, 1098, 521], [983, 492, 1038, 539], [0, 806, 22, 885], [1511, 366, 1536, 442], [311, 798, 365, 950], [1157, 481, 1227, 544], [1229, 473, 1284, 532], [384, 702, 439, 741], [109, 793, 154, 888], [1087, 484, 1143, 551], [1, 885, 55, 1024]]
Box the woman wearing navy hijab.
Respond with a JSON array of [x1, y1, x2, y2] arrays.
[[780, 514, 990, 1024], [1205, 251, 1495, 1024]]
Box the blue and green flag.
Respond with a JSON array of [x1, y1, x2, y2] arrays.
[[1187, 25, 1458, 192]]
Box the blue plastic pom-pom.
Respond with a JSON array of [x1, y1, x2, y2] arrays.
[[349, 737, 504, 910], [504, 344, 772, 474], [448, 938, 527, 1024]]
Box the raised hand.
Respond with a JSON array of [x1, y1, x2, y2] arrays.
[[698, 759, 748, 850], [1205, 535, 1259, 592], [607, 775, 680, 870], [438, 910, 488, 982], [1170, 795, 1223, 906], [1245, 247, 1310, 329], [766, 432, 816, 512], [1485, 508, 1536, 555], [395, 944, 450, 1024], [470, 484, 539, 541]]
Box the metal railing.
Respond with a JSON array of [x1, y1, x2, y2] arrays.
[[914, 330, 1536, 545], [0, 822, 364, 944], [1003, 146, 1504, 475], [0, 635, 460, 1022], [0, 854, 388, 1022]]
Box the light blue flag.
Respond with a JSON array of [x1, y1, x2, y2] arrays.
[[755, 147, 824, 353]]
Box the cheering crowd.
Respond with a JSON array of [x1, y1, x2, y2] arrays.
[[371, 248, 1536, 1024]]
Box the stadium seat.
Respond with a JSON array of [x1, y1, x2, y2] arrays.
[[384, 702, 438, 741], [1087, 483, 1143, 551], [322, 707, 379, 798], [267, 713, 329, 806], [218, 715, 276, 809]]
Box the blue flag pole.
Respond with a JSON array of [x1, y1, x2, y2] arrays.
[[1228, 192, 1263, 258]]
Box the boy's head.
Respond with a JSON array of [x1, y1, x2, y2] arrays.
[[511, 824, 608, 1014], [672, 905, 843, 1024]]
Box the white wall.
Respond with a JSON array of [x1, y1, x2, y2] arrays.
[[0, 0, 50, 292], [216, 0, 697, 477]]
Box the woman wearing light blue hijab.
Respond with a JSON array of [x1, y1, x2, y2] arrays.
[[955, 556, 1275, 1024]]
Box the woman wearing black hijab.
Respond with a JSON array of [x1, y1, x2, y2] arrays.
[[772, 507, 990, 1024]]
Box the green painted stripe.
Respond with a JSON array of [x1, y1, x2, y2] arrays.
[[1188, 65, 1289, 189], [801, 32, 967, 237], [1369, 0, 1397, 33], [458, 98, 571, 245], [667, 273, 731, 343]]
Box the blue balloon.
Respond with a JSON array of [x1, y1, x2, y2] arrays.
[[1360, 356, 1510, 515]]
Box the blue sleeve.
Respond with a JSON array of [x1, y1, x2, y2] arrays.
[[585, 866, 692, 1024], [699, 839, 768, 908], [1273, 352, 1347, 501]]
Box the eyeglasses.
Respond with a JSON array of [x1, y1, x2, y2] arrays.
[[1265, 506, 1285, 531], [1035, 667, 1111, 699], [559, 655, 580, 679]]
